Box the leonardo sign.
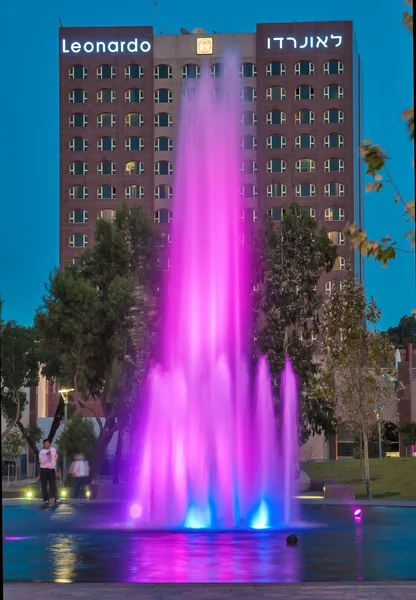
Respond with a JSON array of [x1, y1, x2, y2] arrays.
[[266, 35, 343, 49], [61, 38, 152, 54]]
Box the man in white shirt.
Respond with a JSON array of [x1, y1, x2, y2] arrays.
[[70, 453, 90, 498], [39, 439, 60, 506]]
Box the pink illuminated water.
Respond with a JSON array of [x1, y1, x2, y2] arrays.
[[132, 53, 299, 529]]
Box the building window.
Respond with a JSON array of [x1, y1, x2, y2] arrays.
[[295, 134, 315, 149], [154, 161, 173, 175], [69, 257, 83, 270], [154, 64, 173, 79], [324, 60, 344, 75], [210, 63, 221, 78], [97, 185, 116, 199], [240, 62, 257, 77], [295, 109, 315, 124], [324, 84, 344, 99], [324, 182, 345, 197], [240, 87, 257, 102], [125, 137, 144, 151], [266, 110, 286, 125], [97, 89, 116, 103], [266, 61, 286, 76], [267, 183, 286, 198], [241, 111, 257, 126], [125, 89, 144, 103], [69, 65, 87, 79], [125, 64, 144, 79], [125, 160, 144, 175], [154, 185, 172, 200], [295, 85, 314, 100], [69, 233, 88, 247], [69, 89, 87, 103], [69, 209, 88, 224], [324, 109, 344, 124], [302, 207, 316, 218], [295, 158, 315, 173], [266, 86, 286, 100], [266, 159, 286, 173], [295, 60, 314, 75], [69, 113, 88, 127], [325, 207, 345, 221], [125, 185, 144, 199], [154, 209, 172, 223], [69, 137, 88, 151], [97, 137, 116, 151], [97, 65, 116, 79], [125, 112, 144, 126], [325, 280, 343, 294], [155, 137, 173, 151], [268, 207, 284, 222], [154, 89, 173, 103], [324, 158, 345, 172], [240, 159, 257, 174], [241, 208, 258, 222], [97, 160, 116, 175], [266, 135, 286, 149], [333, 256, 346, 270], [182, 64, 201, 78], [97, 209, 116, 222], [69, 161, 88, 175], [296, 183, 316, 197], [241, 135, 257, 150], [182, 88, 198, 100], [240, 183, 258, 198], [69, 185, 88, 199], [328, 231, 345, 246], [97, 113, 116, 127], [324, 133, 344, 148], [154, 113, 173, 127]]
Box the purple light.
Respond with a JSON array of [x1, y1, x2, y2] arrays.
[[130, 53, 299, 529], [354, 509, 362, 517], [130, 504, 143, 520]]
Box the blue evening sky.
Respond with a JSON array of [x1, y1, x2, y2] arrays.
[[1, 0, 414, 329]]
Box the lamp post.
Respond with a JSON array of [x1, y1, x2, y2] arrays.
[[375, 404, 384, 459], [58, 388, 74, 483]]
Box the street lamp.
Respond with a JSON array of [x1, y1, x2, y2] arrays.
[[58, 388, 74, 482], [375, 404, 384, 459]]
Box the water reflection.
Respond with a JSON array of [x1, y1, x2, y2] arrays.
[[50, 535, 78, 583]]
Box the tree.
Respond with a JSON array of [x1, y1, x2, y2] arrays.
[[1, 311, 39, 439], [255, 204, 338, 441], [322, 270, 397, 498], [56, 417, 98, 465], [35, 205, 160, 474], [384, 314, 416, 348], [344, 1, 414, 265], [399, 421, 416, 456]]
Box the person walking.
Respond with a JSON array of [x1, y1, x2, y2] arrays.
[[39, 439, 60, 507], [69, 453, 90, 498]]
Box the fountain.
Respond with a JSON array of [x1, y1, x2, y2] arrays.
[[131, 52, 299, 529]]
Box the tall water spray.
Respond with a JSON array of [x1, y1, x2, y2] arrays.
[[131, 53, 299, 529]]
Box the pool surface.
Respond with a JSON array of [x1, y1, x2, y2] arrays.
[[3, 503, 416, 582]]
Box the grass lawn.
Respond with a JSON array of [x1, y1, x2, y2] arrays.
[[301, 458, 416, 500]]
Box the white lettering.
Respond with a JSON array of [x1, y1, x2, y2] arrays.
[[127, 39, 138, 52], [140, 41, 151, 53], [266, 37, 271, 49], [267, 34, 343, 50], [60, 37, 152, 54]]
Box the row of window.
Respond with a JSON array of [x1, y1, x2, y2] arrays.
[[68, 84, 345, 104], [68, 60, 344, 80], [67, 181, 346, 200], [69, 109, 346, 128]]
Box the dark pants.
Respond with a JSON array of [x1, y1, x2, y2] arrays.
[[73, 477, 87, 499], [40, 468, 58, 502]]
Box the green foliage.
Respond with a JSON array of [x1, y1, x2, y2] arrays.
[[56, 417, 98, 464], [399, 421, 416, 447], [255, 203, 337, 441], [384, 314, 416, 348], [2, 428, 26, 460]]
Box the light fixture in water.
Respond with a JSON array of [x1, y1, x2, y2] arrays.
[[184, 506, 211, 529], [85, 489, 91, 499], [250, 500, 270, 529], [354, 508, 362, 517], [26, 490, 33, 498], [130, 503, 143, 519]]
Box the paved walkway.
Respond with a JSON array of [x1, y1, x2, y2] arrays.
[[4, 584, 416, 599]]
